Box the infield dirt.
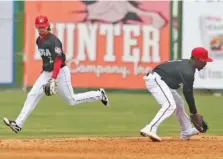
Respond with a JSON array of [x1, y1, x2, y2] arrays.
[[0, 136, 222, 159]]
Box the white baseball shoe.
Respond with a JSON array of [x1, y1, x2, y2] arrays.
[[3, 118, 21, 133], [140, 128, 161, 142], [100, 88, 109, 106], [180, 128, 199, 140]]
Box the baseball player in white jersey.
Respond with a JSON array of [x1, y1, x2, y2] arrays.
[[3, 15, 109, 133]]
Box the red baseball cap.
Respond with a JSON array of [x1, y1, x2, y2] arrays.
[[35, 15, 49, 28], [191, 47, 213, 62]]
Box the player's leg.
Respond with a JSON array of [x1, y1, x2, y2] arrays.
[[3, 72, 50, 133], [171, 89, 199, 140], [56, 66, 109, 106], [140, 72, 176, 141]]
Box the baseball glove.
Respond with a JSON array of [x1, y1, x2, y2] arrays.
[[43, 79, 57, 96], [190, 113, 208, 133]]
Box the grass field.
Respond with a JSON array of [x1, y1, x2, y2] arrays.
[[1, 91, 223, 159], [0, 91, 222, 138]]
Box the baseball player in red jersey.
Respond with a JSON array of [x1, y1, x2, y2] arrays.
[[3, 15, 109, 133]]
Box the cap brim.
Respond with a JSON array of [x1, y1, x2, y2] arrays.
[[204, 57, 213, 62], [35, 24, 48, 28]]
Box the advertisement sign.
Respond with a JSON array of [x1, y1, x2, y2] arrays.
[[182, 1, 223, 89], [0, 1, 14, 85], [24, 1, 170, 89]]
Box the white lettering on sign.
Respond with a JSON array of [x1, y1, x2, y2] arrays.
[[99, 24, 116, 62], [65, 24, 75, 60], [67, 59, 130, 78], [55, 23, 75, 60], [34, 23, 161, 77], [122, 25, 140, 64], [142, 26, 160, 63], [77, 24, 98, 62]]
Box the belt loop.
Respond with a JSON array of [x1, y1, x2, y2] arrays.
[[146, 70, 154, 76]]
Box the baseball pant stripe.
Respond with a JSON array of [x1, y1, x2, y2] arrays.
[[150, 78, 171, 132]]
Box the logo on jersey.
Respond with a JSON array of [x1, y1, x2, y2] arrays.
[[55, 47, 62, 55], [39, 49, 51, 57]]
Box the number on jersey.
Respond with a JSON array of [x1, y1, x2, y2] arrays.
[[48, 57, 54, 63]]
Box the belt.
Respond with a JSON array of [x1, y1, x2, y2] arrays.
[[144, 70, 153, 80], [143, 71, 161, 80], [43, 65, 66, 72], [146, 70, 154, 76]]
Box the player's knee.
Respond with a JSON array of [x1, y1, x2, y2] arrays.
[[169, 101, 176, 110], [162, 101, 176, 111], [66, 99, 78, 106]]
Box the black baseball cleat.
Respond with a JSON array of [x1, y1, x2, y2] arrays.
[[100, 88, 109, 106], [3, 118, 21, 133]]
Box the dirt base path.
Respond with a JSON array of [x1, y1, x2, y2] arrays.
[[0, 136, 222, 159]]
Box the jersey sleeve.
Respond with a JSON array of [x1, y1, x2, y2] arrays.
[[53, 38, 64, 57], [50, 38, 64, 79], [182, 73, 197, 114], [51, 57, 62, 79]]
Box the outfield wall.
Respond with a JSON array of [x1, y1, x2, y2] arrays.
[[6, 1, 223, 91]]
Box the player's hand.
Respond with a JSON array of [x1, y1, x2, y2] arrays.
[[190, 113, 208, 133], [43, 79, 57, 96]]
